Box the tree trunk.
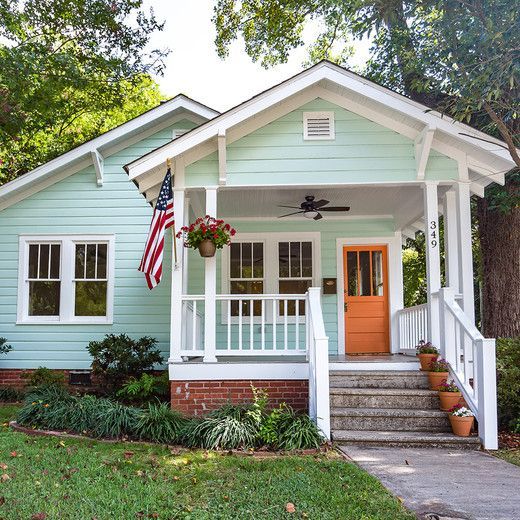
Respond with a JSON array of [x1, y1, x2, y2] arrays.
[[477, 178, 520, 338]]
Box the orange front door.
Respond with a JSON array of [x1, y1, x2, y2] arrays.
[[343, 245, 390, 354]]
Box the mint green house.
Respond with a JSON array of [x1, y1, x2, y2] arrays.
[[0, 62, 514, 449]]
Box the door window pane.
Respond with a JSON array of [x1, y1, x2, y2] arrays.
[[372, 251, 384, 296], [347, 251, 358, 296], [29, 281, 60, 316], [359, 251, 371, 296]]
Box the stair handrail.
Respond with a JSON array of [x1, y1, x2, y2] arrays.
[[306, 287, 330, 440], [438, 287, 498, 449]]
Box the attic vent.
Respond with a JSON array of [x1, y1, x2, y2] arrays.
[[303, 111, 335, 140]]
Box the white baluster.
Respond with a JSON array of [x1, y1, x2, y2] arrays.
[[284, 299, 288, 351], [238, 299, 243, 351], [227, 299, 231, 351], [192, 300, 197, 351], [249, 299, 254, 351], [261, 300, 265, 351]]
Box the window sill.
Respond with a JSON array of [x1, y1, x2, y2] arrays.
[[16, 318, 113, 326]]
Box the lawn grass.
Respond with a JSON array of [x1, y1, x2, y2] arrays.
[[0, 405, 414, 519], [494, 449, 520, 467]]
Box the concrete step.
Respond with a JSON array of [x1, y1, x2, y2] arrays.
[[330, 387, 440, 409], [330, 407, 451, 432], [333, 430, 481, 449], [329, 370, 430, 390]]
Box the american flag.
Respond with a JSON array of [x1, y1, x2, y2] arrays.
[[138, 169, 174, 289]]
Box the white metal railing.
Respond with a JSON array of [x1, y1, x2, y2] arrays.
[[306, 287, 330, 440], [439, 287, 498, 450], [180, 294, 308, 357], [397, 303, 428, 351]]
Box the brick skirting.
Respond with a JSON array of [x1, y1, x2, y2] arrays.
[[170, 379, 309, 416], [0, 369, 96, 390]]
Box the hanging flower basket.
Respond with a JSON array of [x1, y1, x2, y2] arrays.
[[176, 215, 236, 258]]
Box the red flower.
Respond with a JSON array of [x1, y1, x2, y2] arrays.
[[189, 225, 194, 232], [224, 223, 230, 231], [213, 233, 219, 239], [230, 229, 236, 236], [176, 231, 182, 238]]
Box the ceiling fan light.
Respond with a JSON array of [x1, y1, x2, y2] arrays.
[[304, 210, 319, 219]]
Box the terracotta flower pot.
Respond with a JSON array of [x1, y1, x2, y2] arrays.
[[438, 391, 462, 411], [417, 353, 439, 371], [198, 239, 216, 257], [428, 371, 449, 390], [449, 415, 474, 437]]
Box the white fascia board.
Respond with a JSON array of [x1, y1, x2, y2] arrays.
[[470, 182, 486, 198], [0, 96, 218, 207]]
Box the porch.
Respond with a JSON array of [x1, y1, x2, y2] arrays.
[[167, 182, 498, 449]]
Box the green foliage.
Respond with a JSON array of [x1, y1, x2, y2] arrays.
[[496, 337, 520, 430], [91, 399, 141, 439], [87, 334, 163, 392], [22, 367, 66, 388], [116, 372, 169, 403], [277, 412, 323, 451], [0, 1, 166, 184], [0, 387, 25, 402], [135, 402, 186, 444], [17, 385, 73, 428], [428, 358, 449, 373], [416, 341, 438, 355], [177, 216, 236, 250], [0, 338, 12, 355]]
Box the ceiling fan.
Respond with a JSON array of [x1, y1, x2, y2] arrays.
[[278, 195, 350, 220]]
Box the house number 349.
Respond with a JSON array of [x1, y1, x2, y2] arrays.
[[429, 221, 437, 248]]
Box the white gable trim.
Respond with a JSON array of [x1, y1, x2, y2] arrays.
[[0, 96, 218, 211]]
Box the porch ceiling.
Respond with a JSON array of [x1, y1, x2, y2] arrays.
[[187, 184, 451, 228]]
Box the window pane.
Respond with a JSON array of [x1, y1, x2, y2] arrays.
[[29, 281, 60, 316], [301, 242, 312, 277], [241, 242, 252, 278], [97, 244, 107, 279], [347, 252, 358, 296], [39, 244, 49, 279], [86, 244, 97, 279], [372, 250, 384, 296], [75, 281, 107, 316], [252, 242, 263, 277], [75, 244, 86, 279], [359, 251, 371, 296], [279, 280, 311, 315], [28, 245, 38, 279], [290, 242, 301, 277], [230, 280, 263, 316], [230, 243, 240, 278], [50, 245, 60, 279], [278, 242, 289, 277]]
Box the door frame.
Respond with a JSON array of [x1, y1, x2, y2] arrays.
[[336, 234, 403, 355]]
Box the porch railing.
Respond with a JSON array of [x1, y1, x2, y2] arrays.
[[438, 287, 497, 449], [397, 303, 428, 352], [180, 293, 308, 357], [306, 288, 330, 439]]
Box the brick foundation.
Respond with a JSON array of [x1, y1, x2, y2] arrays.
[[0, 369, 97, 391], [170, 379, 309, 416]]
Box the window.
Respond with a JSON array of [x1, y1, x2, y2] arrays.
[[18, 235, 114, 324], [303, 111, 335, 140], [223, 233, 319, 321]]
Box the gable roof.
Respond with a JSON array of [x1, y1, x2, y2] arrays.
[[0, 95, 219, 211], [124, 61, 516, 203]]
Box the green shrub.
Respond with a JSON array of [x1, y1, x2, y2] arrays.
[[0, 337, 12, 355], [91, 398, 141, 438], [17, 385, 73, 428], [512, 418, 520, 434], [0, 386, 25, 402], [496, 337, 520, 430], [116, 372, 169, 403], [135, 402, 186, 443], [22, 367, 65, 388], [276, 410, 323, 450], [181, 404, 259, 450], [87, 334, 163, 391]]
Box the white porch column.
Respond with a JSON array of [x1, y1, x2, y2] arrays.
[[455, 181, 475, 323], [443, 189, 460, 292], [169, 187, 186, 363], [423, 182, 441, 347], [203, 187, 218, 362]]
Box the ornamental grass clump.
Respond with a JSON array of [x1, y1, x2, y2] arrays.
[[17, 385, 73, 428], [134, 402, 186, 443]]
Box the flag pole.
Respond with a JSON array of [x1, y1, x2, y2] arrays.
[[167, 158, 178, 265]]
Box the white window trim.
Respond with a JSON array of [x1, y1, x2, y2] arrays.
[[303, 111, 335, 140], [221, 232, 321, 324], [17, 234, 115, 325]]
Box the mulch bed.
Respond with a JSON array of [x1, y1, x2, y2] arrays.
[[498, 430, 520, 450], [9, 421, 327, 457]]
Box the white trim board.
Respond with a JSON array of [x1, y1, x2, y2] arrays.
[[335, 234, 404, 355]]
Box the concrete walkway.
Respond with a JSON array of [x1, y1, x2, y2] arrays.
[[340, 446, 520, 520]]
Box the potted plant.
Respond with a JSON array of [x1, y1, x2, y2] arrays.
[[448, 405, 474, 437], [427, 358, 450, 390], [416, 340, 439, 371], [176, 215, 236, 258], [437, 380, 462, 411]]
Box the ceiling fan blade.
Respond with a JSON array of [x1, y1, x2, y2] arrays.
[[312, 199, 330, 208], [320, 206, 351, 212], [278, 211, 305, 218], [313, 212, 323, 220], [277, 205, 302, 209]]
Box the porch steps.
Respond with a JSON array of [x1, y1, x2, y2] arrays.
[[330, 370, 480, 449]]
